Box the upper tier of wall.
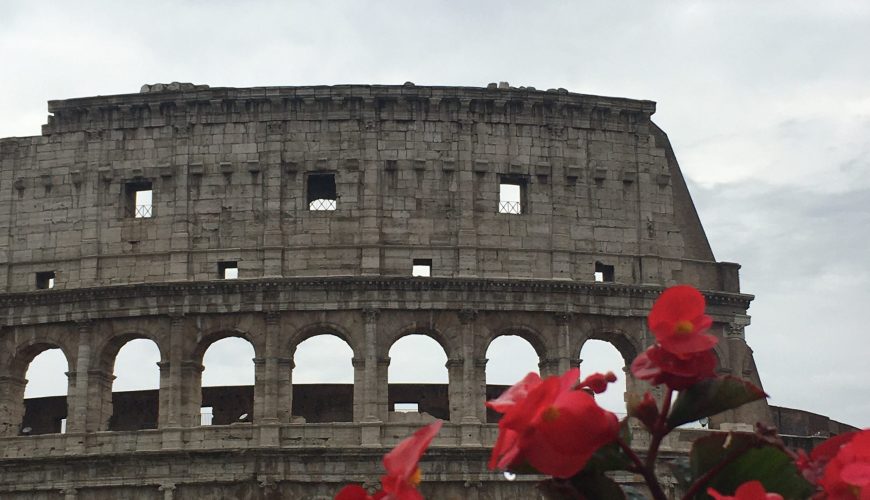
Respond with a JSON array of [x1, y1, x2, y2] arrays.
[[0, 84, 734, 293]]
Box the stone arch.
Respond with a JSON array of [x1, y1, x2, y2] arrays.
[[481, 325, 549, 362], [95, 332, 164, 431], [287, 322, 360, 360], [382, 323, 456, 361], [194, 329, 258, 426], [289, 325, 357, 423], [579, 328, 642, 368], [193, 328, 259, 363], [384, 325, 454, 422], [2, 340, 72, 437]]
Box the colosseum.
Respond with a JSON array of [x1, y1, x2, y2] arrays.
[[0, 82, 838, 499]]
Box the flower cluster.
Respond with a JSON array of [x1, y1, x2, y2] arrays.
[[486, 368, 619, 478], [631, 285, 718, 390], [333, 285, 867, 500]]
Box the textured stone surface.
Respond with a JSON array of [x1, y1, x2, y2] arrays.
[[0, 84, 767, 498]]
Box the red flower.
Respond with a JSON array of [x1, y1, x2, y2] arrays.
[[818, 429, 870, 499], [487, 368, 619, 478], [648, 285, 717, 356], [334, 420, 442, 500], [707, 480, 783, 499], [631, 344, 717, 390]]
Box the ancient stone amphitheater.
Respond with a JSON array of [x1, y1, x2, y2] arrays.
[[0, 83, 839, 499]]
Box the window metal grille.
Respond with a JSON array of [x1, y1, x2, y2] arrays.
[[498, 200, 522, 214], [135, 204, 153, 218], [309, 198, 337, 211]]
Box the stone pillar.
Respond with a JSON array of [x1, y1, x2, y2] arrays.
[[361, 309, 381, 421], [445, 358, 463, 423], [0, 375, 26, 436], [88, 369, 116, 431], [259, 312, 281, 424], [253, 357, 266, 422], [553, 313, 573, 374], [538, 358, 560, 378], [457, 309, 479, 423], [276, 358, 293, 423], [161, 314, 185, 428], [361, 308, 382, 446], [474, 358, 488, 422], [66, 320, 91, 434], [157, 361, 170, 428], [181, 361, 205, 427], [352, 356, 365, 422], [61, 488, 77, 500]]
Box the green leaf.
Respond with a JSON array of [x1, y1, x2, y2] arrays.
[[583, 441, 634, 473], [667, 376, 767, 428], [688, 432, 813, 499]]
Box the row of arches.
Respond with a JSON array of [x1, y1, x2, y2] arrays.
[[18, 334, 629, 435]]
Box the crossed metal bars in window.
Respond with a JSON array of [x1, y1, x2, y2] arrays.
[[134, 205, 153, 218], [498, 201, 522, 214], [309, 199, 337, 211]]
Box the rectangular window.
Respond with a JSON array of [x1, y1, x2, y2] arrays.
[[218, 261, 238, 279], [59, 418, 67, 434], [394, 402, 419, 413], [594, 261, 615, 282], [412, 259, 432, 277], [498, 176, 526, 214], [125, 180, 153, 218], [200, 407, 213, 426], [36, 271, 55, 290], [307, 173, 337, 211]]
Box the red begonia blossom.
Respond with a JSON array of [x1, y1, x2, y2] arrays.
[[631, 344, 717, 390], [334, 420, 442, 500], [648, 285, 717, 356], [487, 368, 619, 478], [707, 480, 783, 500], [818, 429, 870, 500], [797, 430, 859, 487]]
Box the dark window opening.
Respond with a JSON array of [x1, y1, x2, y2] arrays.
[[594, 261, 615, 282], [412, 259, 432, 277], [218, 261, 238, 279], [307, 173, 337, 211], [499, 176, 526, 214], [125, 180, 153, 218], [36, 271, 55, 290]]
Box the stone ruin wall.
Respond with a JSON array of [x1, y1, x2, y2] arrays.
[[0, 84, 767, 499]]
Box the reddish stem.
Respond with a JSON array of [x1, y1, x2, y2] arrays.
[[617, 438, 669, 500], [645, 387, 674, 471]]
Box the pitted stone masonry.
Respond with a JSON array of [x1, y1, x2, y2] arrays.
[[0, 83, 822, 499]]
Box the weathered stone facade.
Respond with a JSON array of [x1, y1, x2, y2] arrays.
[[0, 83, 768, 499]]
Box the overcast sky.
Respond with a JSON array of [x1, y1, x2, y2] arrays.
[[6, 0, 869, 427]]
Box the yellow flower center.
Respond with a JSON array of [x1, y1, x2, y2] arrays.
[[674, 320, 694, 335], [542, 406, 560, 422], [409, 467, 422, 487]]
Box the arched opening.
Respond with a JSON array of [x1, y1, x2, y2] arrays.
[[200, 336, 255, 426], [579, 340, 628, 418], [21, 347, 69, 435], [109, 338, 161, 430], [387, 334, 449, 420], [291, 334, 354, 422], [485, 335, 540, 423]]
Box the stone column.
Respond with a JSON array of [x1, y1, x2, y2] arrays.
[[445, 358, 463, 423], [474, 358, 488, 422], [259, 312, 281, 424], [360, 308, 382, 446], [553, 313, 573, 374], [352, 356, 365, 422], [162, 314, 185, 428], [276, 358, 293, 423], [253, 357, 266, 422], [0, 375, 26, 437], [457, 309, 479, 423], [157, 361, 170, 428], [61, 488, 77, 500], [66, 320, 91, 434], [181, 361, 204, 427], [87, 369, 116, 431]]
